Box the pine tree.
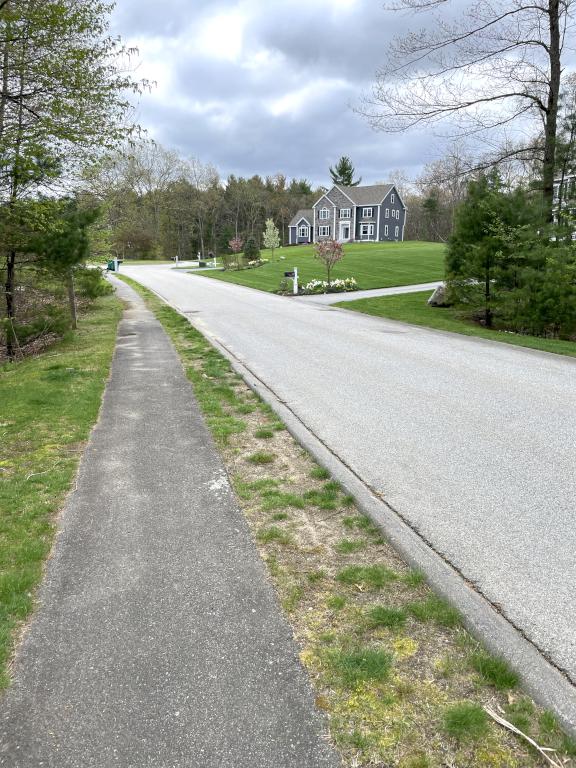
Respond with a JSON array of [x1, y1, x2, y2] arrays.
[[329, 157, 362, 186]]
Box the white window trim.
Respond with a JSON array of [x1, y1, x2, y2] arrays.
[[395, 226, 399, 238], [385, 208, 389, 218], [298, 225, 309, 237], [318, 225, 331, 237], [361, 207, 373, 219], [384, 224, 389, 236], [339, 208, 351, 219], [391, 193, 395, 203], [359, 223, 374, 240], [319, 207, 330, 220]]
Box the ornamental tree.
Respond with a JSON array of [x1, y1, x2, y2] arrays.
[[228, 235, 243, 269], [314, 238, 344, 285], [262, 218, 280, 260]]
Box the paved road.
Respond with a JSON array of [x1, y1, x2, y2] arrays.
[[0, 280, 337, 768], [122, 264, 576, 694]]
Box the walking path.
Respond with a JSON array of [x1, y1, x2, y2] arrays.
[[294, 280, 441, 304], [0, 280, 337, 768]]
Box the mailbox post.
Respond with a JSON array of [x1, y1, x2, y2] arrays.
[[284, 268, 299, 295]]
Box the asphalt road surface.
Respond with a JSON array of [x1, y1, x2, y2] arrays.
[[123, 264, 576, 692]]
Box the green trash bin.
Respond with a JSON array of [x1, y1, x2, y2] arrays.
[[107, 260, 116, 272]]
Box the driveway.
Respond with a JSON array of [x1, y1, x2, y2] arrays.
[[122, 264, 576, 724]]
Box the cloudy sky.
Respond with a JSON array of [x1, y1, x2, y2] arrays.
[[110, 0, 439, 186]]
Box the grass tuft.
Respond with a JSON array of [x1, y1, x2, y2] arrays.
[[256, 526, 293, 545], [246, 451, 275, 465], [310, 466, 330, 480], [326, 647, 393, 686], [254, 427, 274, 439], [336, 564, 398, 589], [406, 596, 461, 628], [469, 651, 519, 690], [366, 605, 407, 630], [335, 539, 366, 554], [443, 702, 490, 740]]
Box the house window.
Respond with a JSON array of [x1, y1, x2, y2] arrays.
[[385, 208, 389, 218], [359, 223, 374, 240], [339, 208, 351, 219], [391, 193, 395, 203], [384, 225, 389, 236], [319, 207, 330, 220], [361, 207, 373, 218], [395, 226, 399, 238], [298, 225, 309, 237], [318, 225, 331, 237]]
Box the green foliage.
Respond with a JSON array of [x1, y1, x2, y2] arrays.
[[75, 267, 113, 299], [243, 236, 260, 263], [329, 156, 362, 186], [447, 171, 576, 338], [443, 702, 489, 740]]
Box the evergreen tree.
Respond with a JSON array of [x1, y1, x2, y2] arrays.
[[447, 172, 536, 328], [243, 236, 260, 264], [329, 157, 362, 186]]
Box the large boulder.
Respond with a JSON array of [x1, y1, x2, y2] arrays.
[[427, 283, 449, 307]]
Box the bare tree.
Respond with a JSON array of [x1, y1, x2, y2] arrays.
[[361, 0, 574, 221]]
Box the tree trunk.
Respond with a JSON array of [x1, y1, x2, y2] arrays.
[[67, 269, 77, 330], [5, 251, 16, 360], [485, 263, 492, 329], [542, 0, 561, 222]]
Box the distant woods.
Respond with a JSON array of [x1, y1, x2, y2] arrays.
[[82, 144, 319, 262]]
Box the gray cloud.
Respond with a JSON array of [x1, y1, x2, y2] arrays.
[[112, 0, 437, 185]]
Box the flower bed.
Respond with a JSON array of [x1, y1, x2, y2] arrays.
[[302, 277, 357, 294]]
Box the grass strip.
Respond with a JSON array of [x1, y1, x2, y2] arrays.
[[118, 273, 576, 768], [336, 290, 576, 358], [0, 294, 122, 688]]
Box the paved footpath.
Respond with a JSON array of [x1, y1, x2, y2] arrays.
[[0, 280, 338, 768]]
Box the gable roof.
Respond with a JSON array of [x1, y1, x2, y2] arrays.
[[289, 209, 313, 227], [333, 183, 394, 205]]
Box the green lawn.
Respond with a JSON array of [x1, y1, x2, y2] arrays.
[[336, 291, 576, 358], [194, 241, 445, 292], [0, 294, 122, 687]]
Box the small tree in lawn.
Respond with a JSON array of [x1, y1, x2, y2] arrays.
[[314, 239, 344, 287], [262, 218, 280, 260], [243, 236, 260, 265], [228, 236, 243, 270]]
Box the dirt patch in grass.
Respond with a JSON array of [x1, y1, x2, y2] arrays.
[[121, 274, 576, 768]]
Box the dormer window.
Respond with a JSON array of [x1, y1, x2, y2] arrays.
[[339, 208, 351, 219], [361, 207, 373, 218], [319, 207, 330, 220]]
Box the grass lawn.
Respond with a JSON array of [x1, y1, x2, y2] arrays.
[[0, 294, 122, 687], [336, 290, 576, 358], [194, 241, 445, 292]]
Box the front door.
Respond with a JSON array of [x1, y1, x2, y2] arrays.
[[339, 222, 350, 242]]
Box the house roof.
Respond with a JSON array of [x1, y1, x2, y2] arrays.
[[289, 209, 313, 227], [333, 183, 394, 205]]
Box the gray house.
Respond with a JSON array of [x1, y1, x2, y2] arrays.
[[288, 183, 406, 245], [287, 209, 314, 245]]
